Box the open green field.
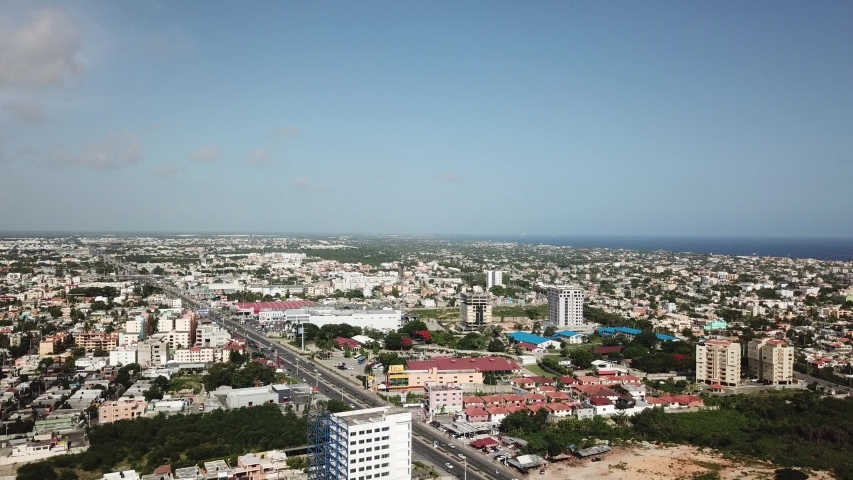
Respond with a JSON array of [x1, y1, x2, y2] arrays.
[[405, 308, 459, 320]]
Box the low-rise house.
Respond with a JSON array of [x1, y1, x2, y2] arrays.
[[486, 406, 510, 423], [461, 407, 489, 423]]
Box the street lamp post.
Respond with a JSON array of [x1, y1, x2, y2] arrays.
[[463, 455, 467, 480]]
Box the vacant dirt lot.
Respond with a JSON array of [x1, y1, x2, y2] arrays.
[[542, 443, 831, 480]]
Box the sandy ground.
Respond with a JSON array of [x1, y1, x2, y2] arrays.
[[542, 444, 832, 480]]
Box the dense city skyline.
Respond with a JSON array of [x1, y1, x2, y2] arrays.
[[1, 2, 852, 236]]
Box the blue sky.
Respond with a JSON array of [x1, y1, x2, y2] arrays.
[[1, 1, 851, 236]]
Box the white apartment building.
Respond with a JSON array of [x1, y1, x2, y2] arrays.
[[747, 338, 795, 384], [547, 285, 585, 327], [696, 340, 741, 387], [314, 406, 412, 480], [138, 336, 171, 366], [459, 292, 492, 326], [173, 347, 216, 364], [486, 270, 503, 290], [196, 324, 232, 348], [108, 345, 138, 367]]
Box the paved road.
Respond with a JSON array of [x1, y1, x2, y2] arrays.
[[794, 372, 853, 394], [154, 281, 520, 480]]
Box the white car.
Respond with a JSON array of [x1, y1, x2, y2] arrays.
[[445, 463, 453, 469]]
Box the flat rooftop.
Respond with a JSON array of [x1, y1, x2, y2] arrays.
[[333, 406, 408, 425]]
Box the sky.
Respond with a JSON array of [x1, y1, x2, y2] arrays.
[[0, 1, 852, 237]]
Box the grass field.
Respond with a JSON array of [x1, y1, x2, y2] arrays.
[[523, 364, 558, 379], [405, 308, 459, 320]]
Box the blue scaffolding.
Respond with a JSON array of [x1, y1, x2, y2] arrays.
[[308, 410, 349, 480]]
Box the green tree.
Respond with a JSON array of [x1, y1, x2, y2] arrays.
[[384, 332, 403, 350], [569, 349, 595, 369], [487, 339, 506, 353]]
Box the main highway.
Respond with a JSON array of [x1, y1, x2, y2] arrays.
[[149, 279, 518, 480]]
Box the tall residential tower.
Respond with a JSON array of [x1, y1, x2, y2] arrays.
[[547, 285, 585, 327]]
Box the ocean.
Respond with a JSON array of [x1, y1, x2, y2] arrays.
[[463, 235, 853, 262]]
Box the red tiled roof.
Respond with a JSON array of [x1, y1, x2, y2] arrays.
[[470, 437, 498, 448], [406, 356, 520, 373], [506, 404, 529, 414], [462, 396, 484, 404], [589, 397, 612, 406], [517, 342, 538, 350], [233, 301, 315, 314], [486, 406, 509, 415]]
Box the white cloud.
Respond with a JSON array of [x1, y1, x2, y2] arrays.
[[0, 8, 84, 88], [3, 100, 46, 123], [189, 145, 223, 163], [244, 148, 273, 167], [34, 133, 142, 171], [151, 163, 185, 179]]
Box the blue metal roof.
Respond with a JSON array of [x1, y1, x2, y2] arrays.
[[655, 333, 678, 342], [597, 326, 642, 336], [553, 330, 584, 338], [507, 331, 553, 346]]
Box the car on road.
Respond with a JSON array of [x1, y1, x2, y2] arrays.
[[448, 444, 456, 449], [445, 463, 453, 470], [457, 454, 465, 460]]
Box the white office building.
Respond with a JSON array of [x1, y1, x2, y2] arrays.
[[284, 309, 402, 332], [547, 285, 585, 327], [310, 406, 412, 480], [486, 270, 503, 290]]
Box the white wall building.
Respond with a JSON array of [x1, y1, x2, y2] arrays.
[[696, 340, 741, 387], [108, 345, 138, 367], [316, 406, 412, 480], [547, 285, 585, 327], [173, 347, 216, 363], [486, 270, 503, 290], [284, 309, 402, 332], [196, 324, 232, 348]]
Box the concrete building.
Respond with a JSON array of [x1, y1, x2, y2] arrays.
[[74, 332, 119, 353], [99, 399, 148, 424], [137, 336, 170, 367], [281, 308, 402, 332], [216, 384, 292, 409], [486, 270, 503, 290], [173, 346, 216, 364], [547, 285, 585, 327], [108, 345, 138, 366], [459, 292, 492, 327], [696, 340, 741, 387], [308, 406, 411, 480], [747, 338, 795, 384], [423, 384, 463, 415], [196, 323, 232, 348]]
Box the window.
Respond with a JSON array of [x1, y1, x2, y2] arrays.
[[351, 469, 356, 473], [351, 441, 356, 446], [359, 449, 364, 453], [381, 463, 389, 468], [359, 467, 364, 472], [359, 440, 364, 444], [351, 450, 356, 454], [351, 460, 356, 465]]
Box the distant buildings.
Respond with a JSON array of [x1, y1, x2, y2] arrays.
[[547, 285, 584, 327], [486, 270, 503, 290], [748, 338, 795, 384], [308, 406, 412, 480], [459, 292, 492, 327], [696, 340, 741, 387]]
